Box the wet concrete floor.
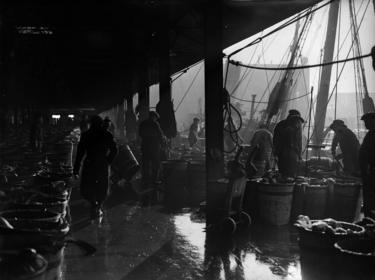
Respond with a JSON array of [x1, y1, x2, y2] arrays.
[[41, 200, 374, 280]]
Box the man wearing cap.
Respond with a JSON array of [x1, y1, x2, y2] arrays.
[[74, 115, 118, 218], [329, 120, 360, 175], [359, 112, 375, 217], [273, 109, 304, 177], [139, 111, 166, 186]]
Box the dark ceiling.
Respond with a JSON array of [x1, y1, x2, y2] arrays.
[[0, 0, 321, 111]]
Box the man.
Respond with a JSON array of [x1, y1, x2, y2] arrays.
[[73, 115, 118, 218], [329, 119, 360, 175], [273, 110, 304, 178], [247, 124, 273, 177], [139, 111, 166, 186], [359, 112, 375, 217], [188, 117, 200, 147], [103, 116, 115, 135]]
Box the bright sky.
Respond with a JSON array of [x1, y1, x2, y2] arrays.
[[224, 0, 375, 94], [146, 0, 375, 131]]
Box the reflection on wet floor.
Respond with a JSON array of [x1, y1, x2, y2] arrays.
[[2, 203, 375, 280]]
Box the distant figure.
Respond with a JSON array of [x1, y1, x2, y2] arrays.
[[248, 124, 273, 177], [103, 116, 115, 135], [139, 111, 166, 186], [329, 119, 360, 175], [273, 110, 304, 177], [359, 112, 375, 217], [188, 117, 200, 147], [79, 114, 90, 133], [73, 115, 118, 218], [30, 114, 44, 152]]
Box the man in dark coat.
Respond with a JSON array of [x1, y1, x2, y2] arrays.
[[139, 111, 166, 186], [273, 110, 304, 177], [359, 112, 375, 217], [73, 115, 118, 218], [329, 119, 360, 175]]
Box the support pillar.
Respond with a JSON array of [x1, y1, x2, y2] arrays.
[[158, 20, 171, 102], [204, 0, 224, 223], [138, 62, 150, 123], [0, 13, 11, 142]]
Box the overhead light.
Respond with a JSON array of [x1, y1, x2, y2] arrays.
[[16, 26, 53, 35]]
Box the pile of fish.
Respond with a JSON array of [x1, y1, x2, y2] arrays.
[[295, 215, 364, 236]]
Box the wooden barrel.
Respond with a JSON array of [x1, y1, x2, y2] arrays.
[[304, 184, 328, 219], [162, 160, 188, 209], [187, 161, 206, 206], [243, 179, 259, 220], [291, 183, 307, 222], [257, 183, 294, 226], [329, 180, 362, 222]]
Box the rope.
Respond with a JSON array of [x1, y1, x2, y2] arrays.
[[174, 63, 203, 112], [227, 0, 335, 58], [230, 53, 371, 71], [231, 91, 311, 104], [171, 60, 203, 83]]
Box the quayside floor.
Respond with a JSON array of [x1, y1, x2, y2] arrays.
[[39, 198, 375, 280]]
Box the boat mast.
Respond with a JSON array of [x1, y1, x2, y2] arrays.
[[349, 0, 375, 114], [312, 0, 340, 150], [279, 20, 301, 120]]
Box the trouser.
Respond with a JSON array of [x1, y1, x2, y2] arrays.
[[142, 155, 161, 186], [362, 170, 375, 217]]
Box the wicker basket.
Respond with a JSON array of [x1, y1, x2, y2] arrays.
[[297, 220, 365, 250]]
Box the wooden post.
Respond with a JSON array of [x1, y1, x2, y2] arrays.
[[204, 0, 224, 223], [313, 1, 339, 149], [138, 62, 150, 122], [158, 15, 171, 102]]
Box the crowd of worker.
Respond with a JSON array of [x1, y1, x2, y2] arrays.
[[67, 106, 375, 220]]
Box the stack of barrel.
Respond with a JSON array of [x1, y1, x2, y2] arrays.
[[162, 152, 206, 209], [244, 176, 362, 226]]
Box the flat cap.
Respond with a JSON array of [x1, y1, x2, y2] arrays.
[[329, 119, 345, 128]]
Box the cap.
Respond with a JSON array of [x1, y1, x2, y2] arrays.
[[288, 109, 301, 117], [329, 119, 345, 129], [288, 114, 305, 123], [361, 112, 375, 121]]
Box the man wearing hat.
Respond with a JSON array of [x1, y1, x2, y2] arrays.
[[273, 109, 304, 177], [359, 112, 375, 217], [329, 119, 360, 175], [139, 111, 166, 187]]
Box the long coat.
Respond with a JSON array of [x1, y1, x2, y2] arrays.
[[73, 128, 118, 203], [331, 126, 360, 174], [273, 118, 302, 177], [359, 129, 375, 215]]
